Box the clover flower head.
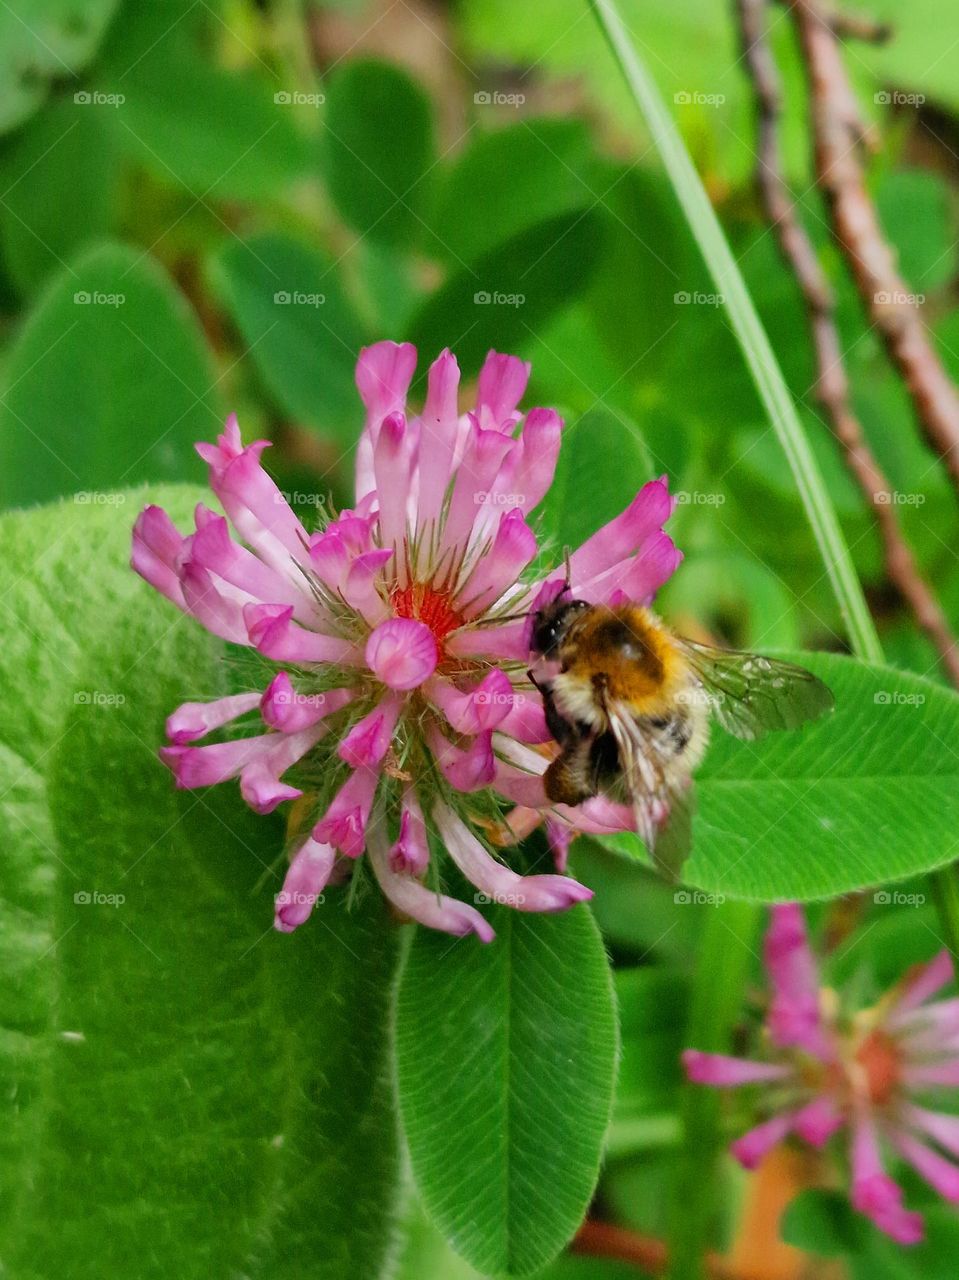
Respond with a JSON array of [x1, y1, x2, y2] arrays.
[[132, 341, 682, 940], [683, 903, 959, 1244]]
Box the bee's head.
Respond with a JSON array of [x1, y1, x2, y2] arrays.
[[529, 593, 590, 658]]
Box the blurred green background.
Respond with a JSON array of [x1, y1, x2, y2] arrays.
[[3, 1, 959, 1277]]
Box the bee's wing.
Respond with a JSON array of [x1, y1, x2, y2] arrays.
[[676, 639, 834, 741], [604, 702, 690, 876]]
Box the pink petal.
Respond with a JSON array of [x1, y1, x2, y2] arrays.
[[189, 510, 311, 615], [239, 723, 325, 814], [475, 350, 530, 432], [457, 509, 537, 617], [337, 694, 402, 769], [446, 620, 529, 662], [507, 407, 563, 513], [434, 803, 593, 913], [442, 417, 515, 551], [889, 950, 955, 1025], [274, 837, 336, 932], [372, 411, 412, 553], [546, 819, 574, 872], [366, 617, 437, 690], [681, 1050, 793, 1088], [342, 548, 393, 625], [180, 561, 249, 643], [198, 425, 309, 577], [889, 1129, 959, 1203], [427, 669, 516, 735], [159, 735, 274, 788], [902, 1060, 959, 1087], [389, 787, 430, 875], [730, 1111, 796, 1170], [793, 1095, 845, 1147], [764, 904, 833, 1061], [131, 505, 187, 606], [850, 1111, 925, 1244], [244, 604, 356, 665], [498, 691, 551, 743], [568, 476, 674, 585], [417, 347, 461, 521], [260, 674, 352, 733], [431, 729, 496, 793], [355, 340, 417, 499], [313, 768, 378, 860], [367, 819, 494, 942], [900, 1103, 959, 1160], [165, 692, 261, 744]]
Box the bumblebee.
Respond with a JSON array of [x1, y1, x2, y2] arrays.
[[529, 591, 834, 874]]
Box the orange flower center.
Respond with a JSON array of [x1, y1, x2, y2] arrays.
[[854, 1029, 901, 1106], [391, 582, 464, 644]]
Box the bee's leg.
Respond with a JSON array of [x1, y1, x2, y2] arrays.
[[544, 738, 598, 806]]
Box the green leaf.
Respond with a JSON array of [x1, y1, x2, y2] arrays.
[[410, 210, 604, 379], [0, 241, 220, 508], [781, 1189, 865, 1257], [0, 95, 119, 294], [431, 118, 602, 265], [322, 60, 435, 246], [0, 0, 119, 136], [395, 902, 618, 1276], [541, 404, 654, 554], [598, 651, 959, 901], [0, 487, 400, 1279], [97, 37, 308, 200], [209, 232, 368, 445]]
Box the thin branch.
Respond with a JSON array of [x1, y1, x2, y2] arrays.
[[573, 1220, 772, 1280], [738, 0, 959, 684], [788, 0, 959, 495]]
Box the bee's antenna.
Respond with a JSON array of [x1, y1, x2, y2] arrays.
[[563, 546, 572, 593]]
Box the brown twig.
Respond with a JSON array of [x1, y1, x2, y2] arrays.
[[787, 0, 959, 496], [573, 1220, 773, 1280], [737, 0, 959, 684]]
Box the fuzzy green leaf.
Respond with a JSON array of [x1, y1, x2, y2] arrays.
[[394, 903, 618, 1276]]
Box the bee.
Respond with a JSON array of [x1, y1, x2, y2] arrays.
[[528, 588, 834, 875]]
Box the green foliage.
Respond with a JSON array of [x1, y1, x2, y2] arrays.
[[0, 242, 219, 508], [322, 60, 436, 246], [394, 902, 618, 1276], [0, 97, 119, 294], [209, 232, 369, 443], [0, 489, 400, 1279], [0, 0, 119, 135]]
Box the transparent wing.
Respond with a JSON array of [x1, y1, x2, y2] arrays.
[[605, 702, 690, 875], [676, 639, 834, 741]]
